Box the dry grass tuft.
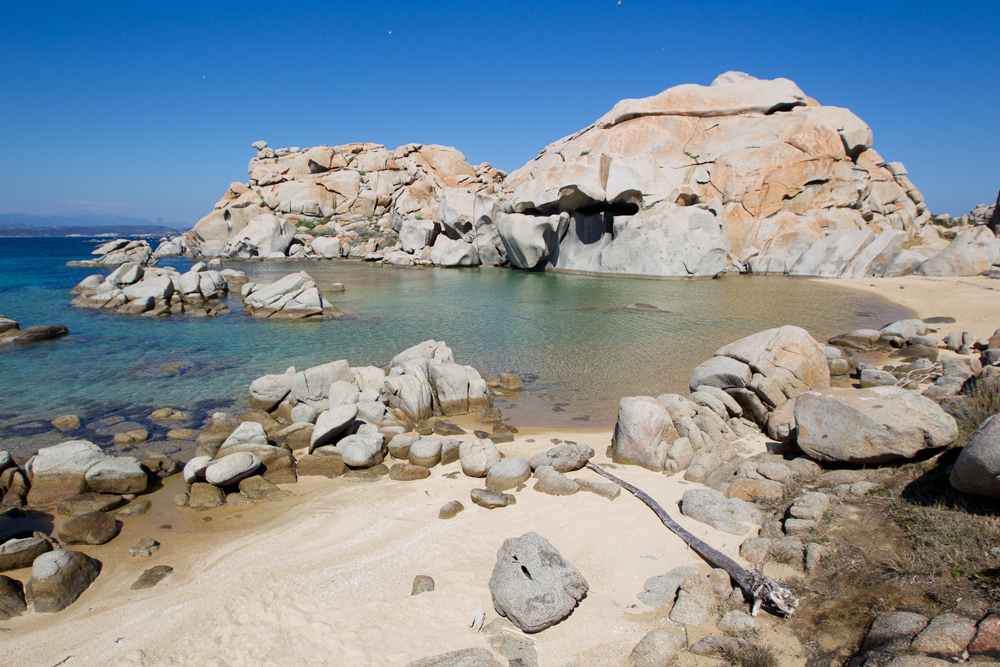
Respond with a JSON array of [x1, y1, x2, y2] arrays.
[[890, 500, 1000, 583], [718, 637, 780, 667]]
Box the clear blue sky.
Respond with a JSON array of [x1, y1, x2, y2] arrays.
[[1, 1, 996, 226]]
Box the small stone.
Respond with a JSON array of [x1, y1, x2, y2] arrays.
[[226, 493, 254, 506], [629, 629, 685, 667], [533, 470, 579, 496], [434, 421, 466, 436], [783, 518, 816, 536], [238, 475, 291, 501], [439, 500, 464, 519], [968, 611, 1000, 660], [166, 428, 198, 440], [638, 567, 696, 609], [56, 493, 123, 517], [910, 612, 977, 655], [669, 574, 715, 626], [390, 463, 431, 481], [727, 478, 784, 503], [409, 438, 442, 468], [739, 537, 771, 563], [295, 453, 346, 478], [471, 488, 515, 509], [204, 452, 262, 486], [460, 439, 501, 478], [0, 575, 26, 620], [805, 542, 825, 572], [0, 537, 52, 572], [174, 492, 189, 507], [411, 575, 435, 595], [488, 532, 587, 633], [130, 565, 173, 590], [128, 547, 152, 558], [485, 457, 531, 491], [717, 610, 760, 636], [575, 479, 620, 500], [57, 512, 120, 545], [499, 373, 523, 391], [127, 429, 149, 443], [114, 501, 151, 519], [187, 483, 224, 509], [51, 415, 81, 431]]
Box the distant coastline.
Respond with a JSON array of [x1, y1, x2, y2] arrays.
[[0, 225, 183, 237], [0, 212, 186, 237]]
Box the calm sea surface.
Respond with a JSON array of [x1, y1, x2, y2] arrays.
[[0, 236, 909, 456]]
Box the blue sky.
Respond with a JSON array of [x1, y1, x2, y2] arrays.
[[1, 1, 996, 226]]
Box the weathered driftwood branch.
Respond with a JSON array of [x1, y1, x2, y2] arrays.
[[585, 461, 799, 617]]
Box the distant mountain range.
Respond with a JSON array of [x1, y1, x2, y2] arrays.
[[0, 213, 186, 237]]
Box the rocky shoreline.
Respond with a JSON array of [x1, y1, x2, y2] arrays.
[[5, 299, 1000, 665], [120, 72, 997, 285]]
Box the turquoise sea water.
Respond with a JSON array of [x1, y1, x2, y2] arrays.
[[0, 237, 909, 456]]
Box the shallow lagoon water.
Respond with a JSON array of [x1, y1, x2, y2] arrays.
[[0, 237, 909, 454]]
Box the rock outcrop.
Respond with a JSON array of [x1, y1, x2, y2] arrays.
[[950, 414, 1000, 497], [182, 74, 1000, 278], [187, 141, 507, 265], [0, 316, 68, 346], [67, 239, 154, 267], [71, 261, 231, 317], [25, 440, 149, 506], [794, 386, 957, 464], [503, 72, 929, 277], [241, 271, 340, 319]]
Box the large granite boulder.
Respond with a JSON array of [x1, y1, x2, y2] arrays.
[[795, 387, 958, 464], [83, 457, 147, 495], [249, 371, 293, 410], [688, 326, 829, 429], [917, 226, 1000, 276], [27, 441, 106, 505], [951, 415, 1000, 497], [400, 219, 440, 253], [222, 213, 296, 258], [550, 202, 728, 277], [242, 271, 340, 319], [489, 532, 588, 633], [788, 230, 875, 277], [496, 212, 568, 270], [503, 72, 927, 277], [612, 397, 678, 471], [0, 537, 53, 572], [26, 550, 101, 613]]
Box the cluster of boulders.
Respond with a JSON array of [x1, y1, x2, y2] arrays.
[[0, 315, 68, 346], [183, 141, 506, 261], [67, 239, 154, 267], [612, 326, 827, 482], [70, 260, 243, 317], [0, 438, 179, 616], [240, 271, 340, 319], [172, 72, 1000, 279], [850, 608, 1000, 666]]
